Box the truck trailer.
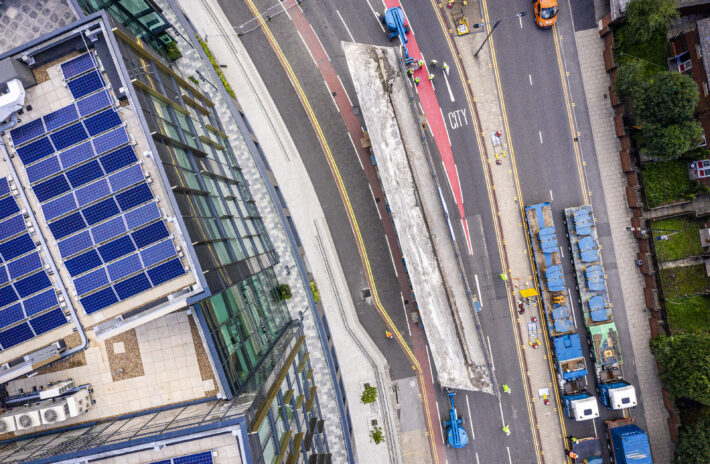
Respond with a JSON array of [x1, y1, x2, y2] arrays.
[[606, 418, 653, 464]]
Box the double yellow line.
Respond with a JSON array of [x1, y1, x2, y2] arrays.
[[240, 1, 440, 462]]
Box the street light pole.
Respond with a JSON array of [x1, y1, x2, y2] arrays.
[[474, 11, 527, 58]]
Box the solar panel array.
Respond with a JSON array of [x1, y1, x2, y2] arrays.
[[0, 178, 68, 351], [149, 451, 214, 464], [10, 53, 186, 315]]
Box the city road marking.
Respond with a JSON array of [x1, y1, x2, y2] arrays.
[[538, 130, 543, 144], [435, 399, 445, 445], [487, 336, 495, 371], [529, 74, 533, 86], [466, 394, 474, 438], [507, 446, 513, 464], [336, 10, 355, 42], [443, 70, 455, 102], [549, 189, 554, 202], [475, 274, 483, 310], [367, 0, 386, 33], [309, 24, 330, 62]]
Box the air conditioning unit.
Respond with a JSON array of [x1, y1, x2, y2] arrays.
[[65, 389, 92, 417], [14, 409, 41, 430], [40, 402, 70, 425], [39, 379, 74, 400], [0, 411, 17, 433]]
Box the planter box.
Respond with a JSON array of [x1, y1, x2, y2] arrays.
[[644, 286, 661, 310], [619, 135, 631, 151], [609, 84, 621, 107], [599, 13, 612, 37], [614, 114, 625, 137], [626, 185, 642, 208]]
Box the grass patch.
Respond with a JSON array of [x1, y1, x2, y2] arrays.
[[614, 23, 668, 71], [652, 217, 706, 262], [196, 35, 236, 99], [660, 264, 710, 299], [642, 160, 700, 208], [665, 295, 710, 333]]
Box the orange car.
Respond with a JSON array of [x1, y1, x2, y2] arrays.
[[533, 0, 558, 28]]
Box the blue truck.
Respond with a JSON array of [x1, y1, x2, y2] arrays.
[[564, 205, 638, 412], [607, 418, 653, 464], [524, 203, 598, 421]]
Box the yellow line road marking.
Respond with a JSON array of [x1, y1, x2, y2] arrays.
[[240, 1, 440, 461]]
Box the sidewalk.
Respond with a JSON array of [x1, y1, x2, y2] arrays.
[[574, 28, 673, 463], [174, 1, 409, 462]]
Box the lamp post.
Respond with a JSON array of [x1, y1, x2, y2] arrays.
[[474, 11, 527, 58]]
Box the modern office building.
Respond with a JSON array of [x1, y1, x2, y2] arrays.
[[0, 4, 341, 463]]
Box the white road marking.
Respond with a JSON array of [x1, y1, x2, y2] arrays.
[[400, 293, 412, 336], [567, 287, 578, 328], [519, 15, 523, 28], [549, 189, 554, 201], [593, 418, 598, 436], [336, 74, 353, 107], [529, 74, 533, 86], [507, 446, 513, 463], [367, 0, 386, 32], [454, 164, 463, 204], [347, 132, 364, 171], [440, 107, 452, 147], [337, 10, 356, 42], [487, 336, 495, 371], [435, 399, 445, 445], [442, 161, 456, 207], [466, 394, 474, 439], [462, 219, 473, 255], [309, 24, 331, 62], [475, 452, 480, 464], [296, 29, 318, 67], [425, 345, 436, 385], [443, 70, 455, 102], [368, 184, 382, 220], [539, 130, 543, 144], [560, 247, 564, 258], [475, 274, 483, 309], [498, 396, 505, 424]]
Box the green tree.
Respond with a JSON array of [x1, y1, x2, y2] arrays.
[[624, 0, 678, 47], [640, 120, 703, 159], [361, 385, 377, 404], [615, 61, 646, 96], [651, 333, 710, 405], [674, 416, 710, 464], [370, 426, 384, 445], [633, 71, 699, 126]]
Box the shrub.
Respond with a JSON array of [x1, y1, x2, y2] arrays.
[[196, 35, 236, 98], [674, 416, 710, 464], [642, 160, 701, 208], [361, 385, 377, 404], [651, 333, 710, 405], [370, 426, 384, 444], [276, 284, 292, 300], [624, 0, 678, 48], [310, 280, 320, 303]]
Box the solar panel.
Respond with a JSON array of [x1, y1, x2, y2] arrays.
[[24, 289, 58, 316], [147, 258, 184, 286], [0, 196, 19, 220], [99, 145, 137, 173], [14, 271, 51, 298], [74, 268, 109, 295], [76, 179, 111, 206], [80, 287, 118, 314], [131, 220, 169, 249], [98, 235, 135, 263], [30, 307, 67, 335], [42, 193, 77, 221], [67, 70, 105, 99], [64, 249, 102, 277], [50, 122, 89, 151], [0, 234, 35, 261], [0, 266, 7, 285], [0, 322, 34, 350], [43, 104, 79, 132], [16, 137, 55, 165], [125, 202, 160, 230], [84, 109, 122, 136], [77, 89, 112, 117], [0, 285, 19, 308], [173, 451, 213, 464], [107, 253, 142, 281], [7, 252, 42, 279], [91, 215, 126, 244], [114, 272, 151, 300], [61, 53, 97, 80], [26, 155, 62, 184], [0, 303, 24, 329], [59, 141, 95, 170], [66, 160, 104, 188], [10, 119, 45, 147], [109, 165, 144, 193], [0, 178, 9, 197], [33, 174, 70, 203], [116, 183, 153, 211], [0, 215, 26, 242], [48, 211, 86, 240], [92, 127, 129, 156], [82, 197, 120, 225], [58, 230, 93, 258]]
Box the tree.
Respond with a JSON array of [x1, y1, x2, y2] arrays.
[[632, 71, 699, 126], [651, 333, 710, 405], [674, 416, 710, 464], [640, 120, 703, 160], [624, 0, 678, 47], [615, 61, 646, 96], [361, 385, 377, 404]]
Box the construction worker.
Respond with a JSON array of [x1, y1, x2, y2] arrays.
[[408, 68, 414, 77], [414, 77, 420, 86], [430, 59, 438, 67], [502, 384, 511, 394], [385, 330, 393, 340], [428, 74, 434, 81], [442, 62, 449, 72], [568, 451, 579, 459], [571, 437, 579, 444], [502, 425, 510, 436], [418, 59, 425, 69], [500, 273, 507, 281]]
